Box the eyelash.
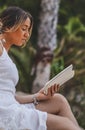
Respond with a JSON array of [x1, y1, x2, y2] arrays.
[[22, 28, 30, 32], [22, 28, 26, 31]]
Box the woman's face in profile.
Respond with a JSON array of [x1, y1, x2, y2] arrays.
[[4, 17, 31, 47]]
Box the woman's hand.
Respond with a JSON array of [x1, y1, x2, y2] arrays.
[[35, 84, 60, 101]]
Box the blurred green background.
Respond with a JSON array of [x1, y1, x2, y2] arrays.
[[0, 0, 85, 129]]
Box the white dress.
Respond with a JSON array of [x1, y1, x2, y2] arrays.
[[0, 47, 47, 130]]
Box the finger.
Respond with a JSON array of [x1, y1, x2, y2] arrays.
[[43, 90, 48, 95], [51, 84, 55, 95], [55, 84, 60, 92], [57, 84, 60, 91], [47, 87, 52, 96]]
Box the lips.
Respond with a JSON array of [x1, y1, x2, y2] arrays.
[[22, 39, 27, 42]]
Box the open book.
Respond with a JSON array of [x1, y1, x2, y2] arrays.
[[43, 64, 75, 94]]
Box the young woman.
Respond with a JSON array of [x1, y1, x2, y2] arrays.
[[0, 6, 81, 130]]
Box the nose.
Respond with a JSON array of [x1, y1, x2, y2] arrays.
[[24, 31, 30, 39]]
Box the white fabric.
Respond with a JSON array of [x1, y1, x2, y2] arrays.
[[0, 47, 47, 130]]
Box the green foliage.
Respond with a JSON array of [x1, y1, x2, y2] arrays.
[[58, 17, 85, 42], [59, 0, 85, 23], [0, 5, 7, 13], [51, 56, 64, 78], [64, 17, 85, 41], [54, 15, 85, 129]]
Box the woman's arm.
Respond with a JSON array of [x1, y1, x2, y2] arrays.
[[15, 93, 35, 104], [15, 84, 60, 104]]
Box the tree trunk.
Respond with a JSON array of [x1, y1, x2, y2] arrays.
[[32, 0, 60, 93]]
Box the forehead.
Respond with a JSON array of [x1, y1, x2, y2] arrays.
[[22, 17, 31, 27]]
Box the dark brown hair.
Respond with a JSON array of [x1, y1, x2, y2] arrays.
[[0, 6, 33, 34]]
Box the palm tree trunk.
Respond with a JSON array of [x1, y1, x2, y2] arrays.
[[32, 0, 60, 93]]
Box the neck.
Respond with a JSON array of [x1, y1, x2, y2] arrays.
[[3, 34, 12, 52], [3, 42, 12, 52]]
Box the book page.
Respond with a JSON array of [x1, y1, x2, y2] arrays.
[[43, 64, 75, 93]]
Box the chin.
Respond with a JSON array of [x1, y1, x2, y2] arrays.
[[20, 42, 26, 47], [18, 42, 23, 46]]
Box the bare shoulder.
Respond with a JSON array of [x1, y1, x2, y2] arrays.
[[0, 34, 3, 56], [0, 42, 3, 56]]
